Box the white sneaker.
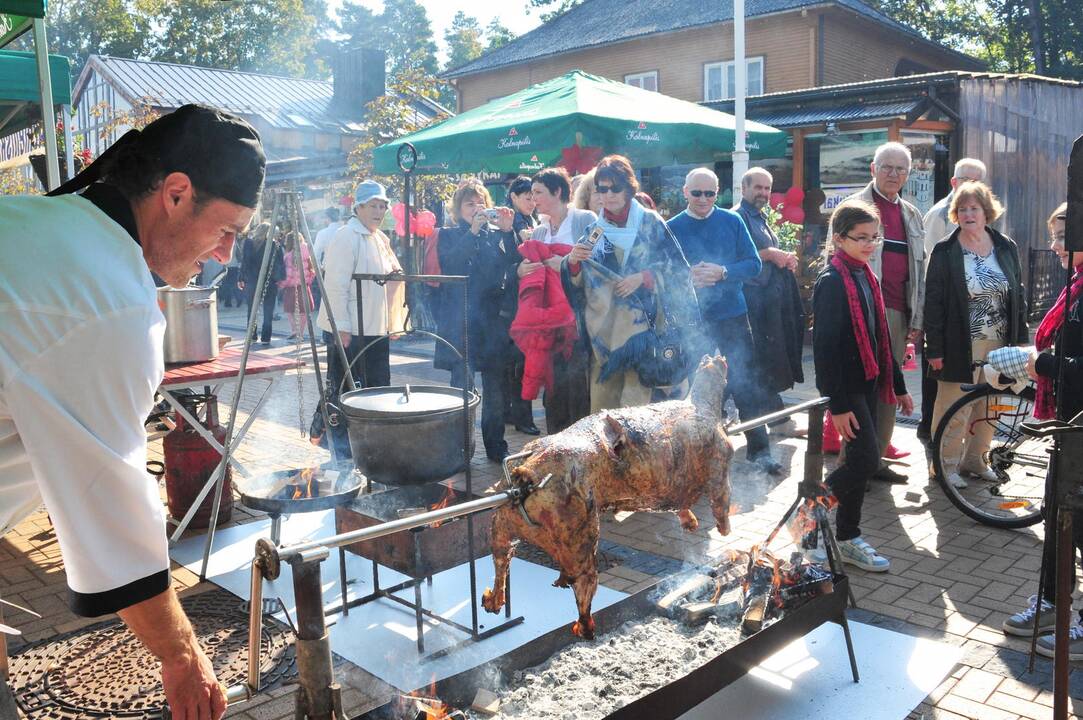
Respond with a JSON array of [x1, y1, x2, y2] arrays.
[[946, 472, 969, 489], [837, 537, 890, 572], [961, 463, 998, 482]]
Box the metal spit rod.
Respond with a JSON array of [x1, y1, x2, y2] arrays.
[[728, 397, 829, 435], [276, 489, 518, 562]]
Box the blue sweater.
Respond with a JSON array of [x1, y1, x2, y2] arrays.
[[667, 207, 762, 321]]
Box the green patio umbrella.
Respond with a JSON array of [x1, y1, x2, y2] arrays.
[[373, 70, 787, 175]]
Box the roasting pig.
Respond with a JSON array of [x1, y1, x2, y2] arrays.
[[482, 355, 734, 639]]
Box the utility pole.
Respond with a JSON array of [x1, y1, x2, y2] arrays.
[[731, 0, 749, 203]]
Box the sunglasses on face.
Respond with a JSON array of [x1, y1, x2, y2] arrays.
[[595, 184, 625, 195], [689, 190, 717, 198]]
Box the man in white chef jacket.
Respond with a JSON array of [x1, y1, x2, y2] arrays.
[[0, 105, 265, 720]]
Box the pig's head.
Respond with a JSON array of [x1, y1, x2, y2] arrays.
[[689, 354, 728, 416]]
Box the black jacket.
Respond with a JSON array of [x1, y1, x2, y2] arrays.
[[240, 237, 285, 289], [813, 264, 907, 415], [1035, 289, 1083, 420], [924, 227, 1029, 383], [434, 221, 520, 372]]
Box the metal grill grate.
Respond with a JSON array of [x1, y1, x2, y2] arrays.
[[8, 591, 295, 719]]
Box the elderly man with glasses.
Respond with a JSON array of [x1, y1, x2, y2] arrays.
[[834, 141, 927, 483], [668, 168, 782, 475]]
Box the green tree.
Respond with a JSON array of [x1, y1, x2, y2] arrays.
[[444, 11, 484, 72], [145, 0, 323, 78], [525, 0, 583, 22], [348, 66, 456, 212], [485, 19, 516, 52], [337, 0, 439, 77], [41, 0, 153, 80]]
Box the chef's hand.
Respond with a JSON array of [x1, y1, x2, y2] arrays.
[[1027, 349, 1042, 381], [494, 207, 515, 232], [615, 272, 644, 298], [518, 260, 543, 278], [928, 357, 944, 371], [832, 411, 860, 442], [897, 393, 914, 416], [161, 645, 226, 720], [568, 242, 593, 264]]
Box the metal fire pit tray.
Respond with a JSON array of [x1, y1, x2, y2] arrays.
[[334, 483, 492, 579], [239, 466, 365, 514], [358, 575, 855, 720]]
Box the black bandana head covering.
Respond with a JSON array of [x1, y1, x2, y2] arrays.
[[49, 104, 266, 208]]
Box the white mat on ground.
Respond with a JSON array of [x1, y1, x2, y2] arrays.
[[170, 511, 626, 691], [679, 619, 961, 720]]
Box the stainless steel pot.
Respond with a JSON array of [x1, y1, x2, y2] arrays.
[[158, 286, 219, 364], [330, 384, 479, 485]]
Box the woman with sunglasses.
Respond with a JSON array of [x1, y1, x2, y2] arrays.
[[564, 155, 699, 411], [923, 181, 1028, 489], [813, 200, 913, 572]]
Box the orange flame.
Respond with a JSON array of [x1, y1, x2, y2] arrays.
[[291, 467, 317, 500], [429, 486, 456, 528], [401, 678, 455, 719]]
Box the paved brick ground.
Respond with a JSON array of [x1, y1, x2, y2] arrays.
[[3, 336, 1082, 719]]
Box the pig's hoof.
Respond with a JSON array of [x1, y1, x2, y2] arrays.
[[482, 588, 504, 614], [571, 616, 596, 640], [678, 509, 699, 532], [552, 571, 572, 588]]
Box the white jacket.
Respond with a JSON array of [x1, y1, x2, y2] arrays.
[[317, 217, 406, 337]]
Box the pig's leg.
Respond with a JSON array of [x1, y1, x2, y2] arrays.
[[677, 509, 699, 532], [708, 436, 734, 536], [482, 509, 517, 614], [570, 566, 599, 640]]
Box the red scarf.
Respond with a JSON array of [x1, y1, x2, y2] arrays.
[[831, 252, 897, 404], [603, 202, 631, 227], [1033, 269, 1083, 419]]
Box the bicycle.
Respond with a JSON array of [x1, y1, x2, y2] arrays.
[[930, 369, 1048, 529]]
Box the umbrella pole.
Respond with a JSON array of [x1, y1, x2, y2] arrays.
[[32, 19, 59, 191]]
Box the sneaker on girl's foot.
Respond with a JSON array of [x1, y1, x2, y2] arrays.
[[946, 472, 969, 489], [837, 537, 890, 572], [1036, 622, 1083, 660], [1002, 595, 1056, 636]]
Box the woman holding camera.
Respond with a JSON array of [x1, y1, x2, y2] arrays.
[[435, 179, 520, 461], [563, 155, 699, 412]]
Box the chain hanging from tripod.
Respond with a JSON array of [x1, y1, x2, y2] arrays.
[[286, 192, 310, 438]]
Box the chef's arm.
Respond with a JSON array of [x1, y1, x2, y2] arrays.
[[118, 588, 226, 719]]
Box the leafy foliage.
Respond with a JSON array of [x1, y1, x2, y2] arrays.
[[444, 11, 484, 72], [347, 67, 457, 214], [485, 19, 517, 52], [525, 0, 584, 23], [38, 0, 154, 79], [337, 0, 439, 77]]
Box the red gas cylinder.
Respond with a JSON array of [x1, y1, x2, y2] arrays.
[[164, 394, 233, 528]]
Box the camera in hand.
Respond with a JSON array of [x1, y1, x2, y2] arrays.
[[482, 208, 502, 223]]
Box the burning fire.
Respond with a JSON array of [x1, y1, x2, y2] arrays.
[[291, 467, 317, 500], [428, 486, 457, 528], [400, 679, 459, 719]]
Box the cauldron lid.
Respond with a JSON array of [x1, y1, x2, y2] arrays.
[[339, 384, 475, 417]]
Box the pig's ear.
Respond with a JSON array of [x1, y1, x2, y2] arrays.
[[701, 354, 713, 367], [602, 413, 628, 459]]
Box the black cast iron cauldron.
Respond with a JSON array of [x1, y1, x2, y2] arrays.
[[329, 384, 479, 485]]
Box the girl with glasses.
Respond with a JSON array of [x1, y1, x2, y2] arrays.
[[813, 200, 914, 573]]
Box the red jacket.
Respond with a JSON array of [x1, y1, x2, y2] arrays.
[[510, 241, 577, 400]]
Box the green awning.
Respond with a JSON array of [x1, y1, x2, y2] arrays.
[[374, 70, 788, 175], [0, 49, 69, 104], [0, 1, 45, 49]]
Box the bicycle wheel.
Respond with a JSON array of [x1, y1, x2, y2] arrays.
[[931, 384, 1047, 529]]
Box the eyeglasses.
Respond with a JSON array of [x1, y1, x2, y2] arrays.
[[842, 233, 884, 245], [876, 164, 910, 177], [595, 184, 625, 195], [689, 190, 717, 198]]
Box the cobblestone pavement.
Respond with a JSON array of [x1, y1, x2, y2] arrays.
[[2, 336, 1081, 720]]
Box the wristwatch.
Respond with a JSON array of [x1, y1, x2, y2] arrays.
[[719, 265, 728, 281]]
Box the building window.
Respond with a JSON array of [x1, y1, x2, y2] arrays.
[[624, 71, 658, 92], [703, 57, 764, 101]]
